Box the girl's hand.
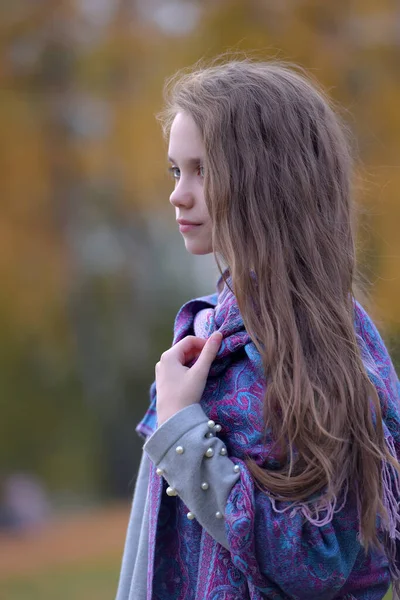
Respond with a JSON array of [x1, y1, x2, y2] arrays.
[[155, 332, 223, 426]]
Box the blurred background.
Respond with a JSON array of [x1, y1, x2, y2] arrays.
[[0, 1, 399, 599]]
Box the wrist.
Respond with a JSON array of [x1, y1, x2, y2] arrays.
[[157, 407, 180, 427], [157, 402, 198, 427]]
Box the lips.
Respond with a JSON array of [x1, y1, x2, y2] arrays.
[[177, 219, 201, 226], [179, 223, 201, 233]]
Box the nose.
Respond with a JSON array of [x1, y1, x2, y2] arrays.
[[169, 179, 194, 209]]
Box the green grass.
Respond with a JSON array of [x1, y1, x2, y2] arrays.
[[0, 558, 121, 600]]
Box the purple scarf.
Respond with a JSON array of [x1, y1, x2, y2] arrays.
[[138, 272, 400, 599]]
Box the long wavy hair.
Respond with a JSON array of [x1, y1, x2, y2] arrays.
[[158, 58, 399, 548]]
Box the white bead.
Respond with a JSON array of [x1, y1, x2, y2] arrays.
[[220, 447, 227, 456], [176, 446, 184, 454], [233, 464, 240, 473], [166, 486, 178, 496], [156, 468, 164, 476], [186, 512, 195, 520], [201, 482, 209, 490], [214, 424, 222, 432], [207, 420, 216, 429], [205, 432, 214, 439], [205, 447, 214, 458], [215, 511, 223, 519]]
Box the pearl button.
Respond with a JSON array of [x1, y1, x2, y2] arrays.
[[156, 468, 164, 476], [220, 447, 227, 456], [233, 464, 240, 473], [176, 446, 184, 454], [187, 512, 195, 520], [207, 420, 216, 429], [201, 482, 209, 490], [215, 511, 223, 519], [205, 447, 214, 458], [205, 432, 214, 439], [214, 424, 222, 432], [166, 486, 178, 496]]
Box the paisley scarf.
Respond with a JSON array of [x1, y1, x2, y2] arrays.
[[137, 271, 400, 599]]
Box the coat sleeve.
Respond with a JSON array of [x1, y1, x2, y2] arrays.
[[143, 403, 240, 548]]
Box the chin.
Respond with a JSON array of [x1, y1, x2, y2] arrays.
[[184, 241, 213, 255]]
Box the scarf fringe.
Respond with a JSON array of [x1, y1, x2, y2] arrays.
[[393, 582, 400, 600], [270, 480, 348, 526], [381, 436, 400, 593]]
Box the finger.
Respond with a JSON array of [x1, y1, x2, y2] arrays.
[[191, 332, 222, 378], [161, 336, 207, 366], [182, 347, 204, 365], [178, 338, 208, 365]]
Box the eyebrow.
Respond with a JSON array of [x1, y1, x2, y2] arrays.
[[168, 156, 203, 166]]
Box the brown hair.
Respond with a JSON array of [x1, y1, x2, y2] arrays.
[[158, 58, 399, 548]]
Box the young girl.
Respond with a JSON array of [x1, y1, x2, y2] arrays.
[[116, 60, 400, 600]]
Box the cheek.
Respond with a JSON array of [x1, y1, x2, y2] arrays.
[[199, 193, 210, 217]]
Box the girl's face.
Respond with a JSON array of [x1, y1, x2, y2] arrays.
[[168, 112, 213, 255]]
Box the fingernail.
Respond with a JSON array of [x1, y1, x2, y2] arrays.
[[211, 332, 222, 344]]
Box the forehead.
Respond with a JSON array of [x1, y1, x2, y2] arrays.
[[168, 112, 204, 163]]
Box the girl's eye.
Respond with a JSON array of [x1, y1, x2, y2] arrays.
[[167, 165, 204, 180], [168, 166, 180, 180]]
